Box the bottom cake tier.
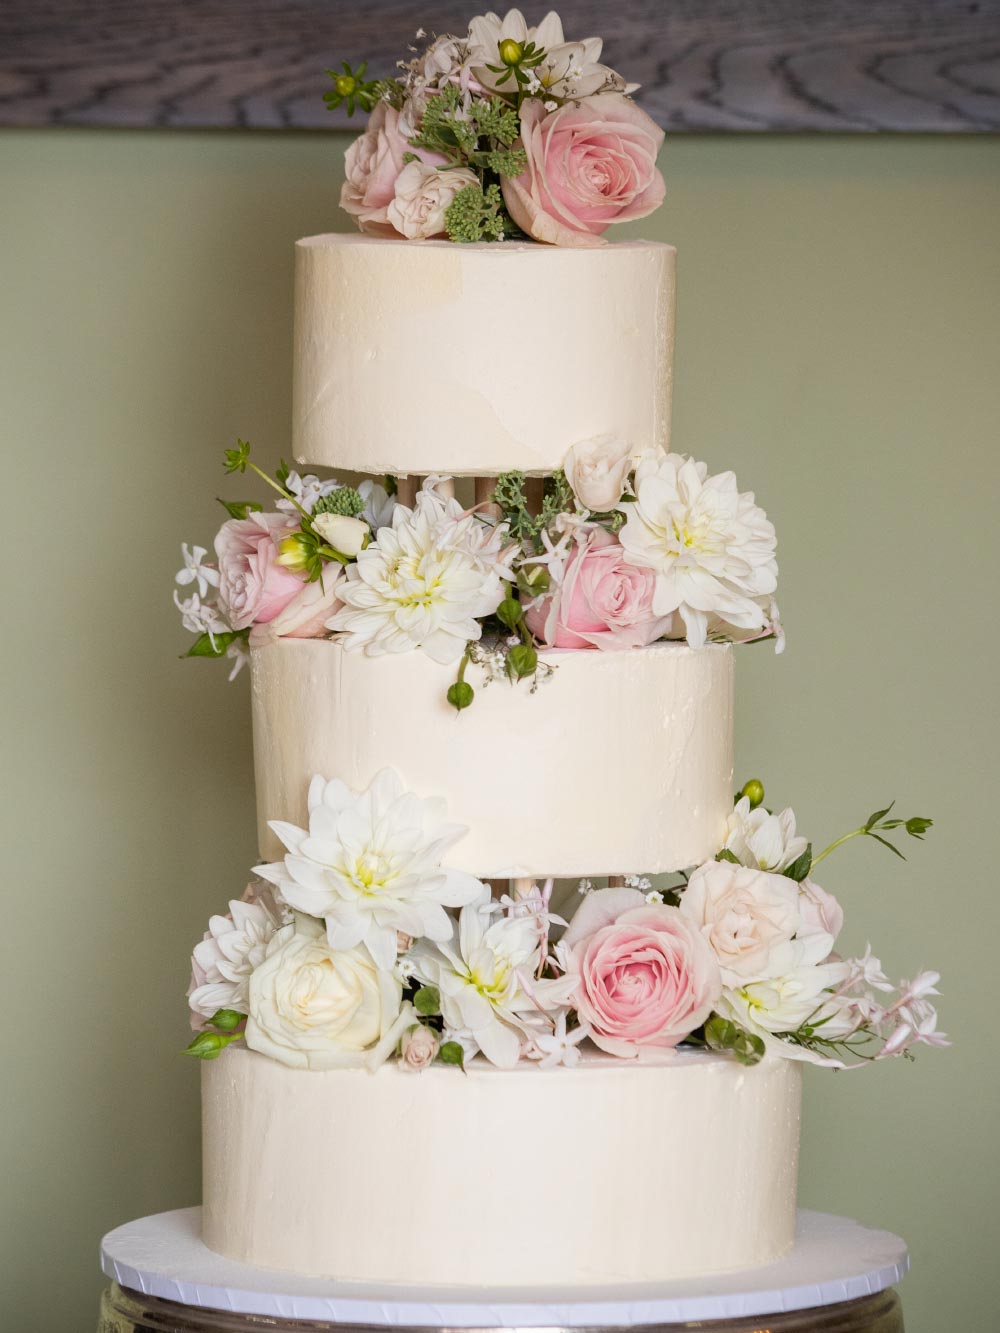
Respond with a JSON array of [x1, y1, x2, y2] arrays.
[[202, 1047, 802, 1288]]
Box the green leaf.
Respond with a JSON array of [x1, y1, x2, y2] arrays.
[[516, 564, 550, 598], [447, 680, 475, 712], [275, 458, 291, 488], [507, 643, 537, 679], [715, 848, 741, 865], [783, 843, 813, 883], [223, 438, 251, 474], [731, 1031, 766, 1066], [184, 631, 237, 659], [867, 831, 906, 860], [414, 986, 441, 1017], [217, 498, 263, 521], [438, 1040, 465, 1068], [704, 1016, 739, 1052], [496, 597, 522, 630], [183, 1031, 239, 1061], [208, 1009, 244, 1032], [864, 801, 895, 832]]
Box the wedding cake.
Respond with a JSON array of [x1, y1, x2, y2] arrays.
[[174, 8, 944, 1294]]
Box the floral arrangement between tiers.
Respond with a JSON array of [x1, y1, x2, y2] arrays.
[[174, 438, 782, 706], [327, 8, 664, 246], [185, 773, 944, 1074]]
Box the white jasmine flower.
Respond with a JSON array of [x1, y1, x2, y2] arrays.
[[441, 1026, 480, 1064], [254, 769, 484, 970], [578, 878, 594, 895], [176, 543, 220, 599], [619, 452, 778, 649], [225, 637, 250, 681], [328, 488, 514, 664], [188, 886, 288, 1019], [277, 471, 341, 515], [723, 797, 809, 873], [409, 888, 575, 1068], [528, 1012, 589, 1069], [358, 478, 397, 531], [173, 589, 230, 644], [845, 944, 895, 994]]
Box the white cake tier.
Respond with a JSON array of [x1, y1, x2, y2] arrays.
[[250, 639, 734, 876], [292, 234, 675, 477], [202, 1047, 801, 1288]]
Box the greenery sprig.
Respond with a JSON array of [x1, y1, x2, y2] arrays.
[[492, 470, 575, 545], [811, 802, 933, 870], [322, 61, 394, 117]]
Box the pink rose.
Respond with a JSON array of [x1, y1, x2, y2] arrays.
[[564, 888, 721, 1057], [798, 878, 845, 942], [502, 95, 665, 248], [340, 101, 445, 237], [524, 528, 672, 650], [215, 512, 305, 631], [248, 566, 345, 646]]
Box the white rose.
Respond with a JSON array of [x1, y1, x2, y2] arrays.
[[312, 513, 369, 557], [564, 435, 634, 512], [386, 162, 479, 240], [245, 916, 406, 1070], [679, 860, 802, 985], [400, 1024, 439, 1071]]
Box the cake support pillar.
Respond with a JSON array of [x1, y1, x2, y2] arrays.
[[98, 1208, 909, 1331]]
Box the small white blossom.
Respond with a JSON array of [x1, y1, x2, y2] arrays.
[[528, 1012, 589, 1070], [644, 889, 665, 905], [577, 878, 594, 896], [225, 637, 250, 681], [277, 471, 341, 516], [358, 478, 397, 531], [173, 590, 230, 644], [845, 945, 894, 994], [176, 543, 220, 599], [625, 874, 653, 891]]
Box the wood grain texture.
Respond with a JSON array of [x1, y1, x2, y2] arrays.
[[2, 0, 999, 132]]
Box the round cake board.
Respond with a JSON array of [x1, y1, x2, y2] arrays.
[[100, 1207, 908, 1328]]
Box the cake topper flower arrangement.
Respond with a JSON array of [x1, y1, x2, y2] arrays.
[[185, 773, 944, 1075], [326, 9, 665, 246], [174, 437, 782, 706]]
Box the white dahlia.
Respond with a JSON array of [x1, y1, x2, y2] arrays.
[[618, 452, 778, 649], [254, 770, 484, 970], [188, 884, 289, 1020], [723, 797, 809, 874], [328, 487, 513, 664]]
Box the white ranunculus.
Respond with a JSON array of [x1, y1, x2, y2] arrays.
[[312, 512, 369, 557], [327, 487, 514, 664], [723, 797, 809, 873], [465, 9, 625, 99], [715, 932, 849, 1066], [386, 162, 479, 240], [245, 916, 412, 1071], [255, 769, 484, 970], [188, 885, 288, 1020], [409, 888, 575, 1069], [680, 860, 802, 985], [563, 434, 634, 512], [618, 452, 778, 649]]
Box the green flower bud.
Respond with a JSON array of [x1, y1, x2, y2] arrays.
[[447, 681, 475, 711], [208, 1008, 243, 1032], [183, 1031, 233, 1061], [276, 532, 312, 572], [496, 597, 522, 630], [334, 74, 357, 97], [739, 778, 765, 810], [507, 643, 538, 679], [498, 37, 524, 66]]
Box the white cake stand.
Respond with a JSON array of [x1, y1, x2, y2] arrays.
[[100, 1207, 908, 1329]]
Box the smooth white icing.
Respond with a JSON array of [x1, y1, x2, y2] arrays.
[[250, 639, 734, 876], [202, 1046, 801, 1287], [292, 234, 676, 476]]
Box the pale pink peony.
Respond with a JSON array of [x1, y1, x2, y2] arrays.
[[215, 512, 305, 631], [502, 95, 665, 248], [563, 888, 721, 1056], [340, 101, 445, 236], [248, 566, 346, 646], [524, 527, 671, 650]]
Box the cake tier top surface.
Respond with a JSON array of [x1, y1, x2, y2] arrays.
[[293, 232, 676, 477], [250, 636, 733, 877]]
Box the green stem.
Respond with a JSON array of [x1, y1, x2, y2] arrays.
[[246, 461, 312, 524], [810, 827, 865, 870]]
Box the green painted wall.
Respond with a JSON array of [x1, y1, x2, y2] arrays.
[[2, 129, 997, 1331]]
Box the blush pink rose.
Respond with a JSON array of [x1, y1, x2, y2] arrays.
[[502, 95, 665, 248], [248, 566, 346, 646], [798, 878, 845, 942], [215, 512, 305, 631], [340, 101, 445, 236], [524, 528, 672, 650], [563, 888, 722, 1057]]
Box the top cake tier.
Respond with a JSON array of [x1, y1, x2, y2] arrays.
[[293, 234, 675, 477]]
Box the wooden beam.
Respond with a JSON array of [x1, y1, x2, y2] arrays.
[[2, 1, 998, 132]]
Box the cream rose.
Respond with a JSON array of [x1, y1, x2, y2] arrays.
[[245, 917, 407, 1070], [312, 512, 369, 557], [679, 860, 802, 985], [386, 162, 479, 240], [564, 435, 634, 512]]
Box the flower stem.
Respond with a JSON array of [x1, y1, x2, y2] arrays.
[[246, 461, 312, 524], [810, 827, 865, 870]]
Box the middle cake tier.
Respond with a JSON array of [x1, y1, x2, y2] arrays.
[[251, 640, 734, 877]]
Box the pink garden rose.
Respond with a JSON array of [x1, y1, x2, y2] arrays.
[[502, 95, 665, 248], [340, 101, 445, 236], [215, 512, 305, 631], [563, 888, 722, 1056], [524, 527, 671, 650], [798, 877, 845, 942], [248, 566, 345, 646]]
